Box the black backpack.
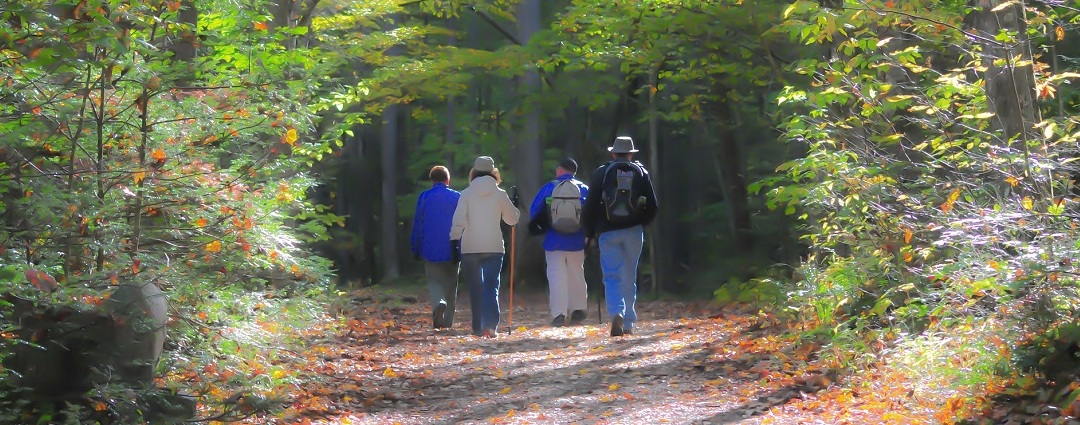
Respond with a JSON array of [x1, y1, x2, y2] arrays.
[[601, 161, 647, 225]]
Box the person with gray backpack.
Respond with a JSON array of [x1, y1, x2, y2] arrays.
[[528, 157, 590, 326]]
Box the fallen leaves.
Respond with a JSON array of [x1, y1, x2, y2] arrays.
[[232, 291, 947, 424]]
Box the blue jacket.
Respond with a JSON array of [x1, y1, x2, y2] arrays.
[[411, 183, 461, 262], [529, 174, 588, 252]]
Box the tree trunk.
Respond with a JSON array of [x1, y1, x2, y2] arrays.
[[380, 104, 401, 280], [512, 0, 545, 287], [171, 0, 197, 63], [647, 66, 662, 296], [515, 0, 543, 199], [966, 0, 1039, 144], [717, 100, 755, 256]]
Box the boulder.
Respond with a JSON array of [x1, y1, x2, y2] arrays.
[[2, 282, 168, 395]]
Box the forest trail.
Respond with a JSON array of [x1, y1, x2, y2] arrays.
[[250, 290, 934, 425]]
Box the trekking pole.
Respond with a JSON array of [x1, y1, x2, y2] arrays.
[[507, 186, 518, 336]]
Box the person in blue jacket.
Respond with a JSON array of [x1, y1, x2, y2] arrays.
[[528, 158, 590, 326], [411, 165, 461, 329]]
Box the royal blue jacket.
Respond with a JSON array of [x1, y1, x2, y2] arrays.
[[529, 174, 588, 252], [411, 183, 461, 262]]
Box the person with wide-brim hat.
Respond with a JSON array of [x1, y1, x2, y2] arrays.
[[581, 136, 659, 337]]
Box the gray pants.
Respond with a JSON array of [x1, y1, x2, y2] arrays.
[[426, 261, 460, 327]]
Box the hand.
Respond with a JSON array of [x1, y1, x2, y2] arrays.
[[450, 240, 461, 262], [508, 186, 520, 208]]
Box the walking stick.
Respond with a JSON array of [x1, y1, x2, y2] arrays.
[[507, 186, 519, 336], [507, 220, 517, 335]]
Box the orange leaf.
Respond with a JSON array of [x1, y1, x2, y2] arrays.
[[206, 240, 222, 252], [254, 21, 268, 31], [1057, 26, 1066, 42], [151, 149, 166, 162], [903, 228, 913, 244]]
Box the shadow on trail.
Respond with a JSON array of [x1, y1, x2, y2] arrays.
[[312, 294, 819, 424]]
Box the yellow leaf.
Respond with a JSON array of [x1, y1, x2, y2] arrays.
[[206, 240, 222, 252], [498, 387, 511, 395], [903, 228, 913, 244], [991, 0, 1019, 12], [608, 383, 620, 391], [1057, 26, 1066, 42], [1022, 196, 1033, 211], [947, 188, 960, 204], [383, 367, 397, 377], [272, 369, 286, 379], [134, 170, 146, 184], [285, 128, 299, 146]]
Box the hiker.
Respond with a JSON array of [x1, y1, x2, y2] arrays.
[[450, 156, 521, 338], [528, 157, 590, 327], [411, 165, 462, 329], [582, 136, 659, 337]]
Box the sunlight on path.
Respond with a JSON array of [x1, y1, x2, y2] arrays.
[[245, 297, 934, 425]]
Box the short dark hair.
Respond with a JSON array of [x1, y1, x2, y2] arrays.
[[429, 166, 450, 182], [557, 157, 578, 173]]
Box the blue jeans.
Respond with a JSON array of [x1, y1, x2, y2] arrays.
[[462, 253, 504, 334], [598, 225, 643, 331]]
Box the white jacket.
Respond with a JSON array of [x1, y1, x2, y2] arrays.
[[450, 175, 520, 254]]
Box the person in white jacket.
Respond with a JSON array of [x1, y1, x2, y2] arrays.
[[450, 156, 521, 338]]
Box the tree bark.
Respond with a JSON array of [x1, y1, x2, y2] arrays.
[[380, 104, 401, 280], [966, 0, 1039, 144], [171, 0, 197, 62], [717, 99, 755, 256], [515, 0, 543, 199]]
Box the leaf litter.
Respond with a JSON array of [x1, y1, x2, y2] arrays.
[[236, 290, 940, 424]]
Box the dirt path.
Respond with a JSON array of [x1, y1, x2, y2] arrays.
[[258, 291, 933, 425]]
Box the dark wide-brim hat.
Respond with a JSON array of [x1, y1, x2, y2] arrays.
[[608, 136, 639, 153]]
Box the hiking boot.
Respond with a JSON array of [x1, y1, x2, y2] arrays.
[[610, 314, 624, 337], [551, 314, 565, 327], [432, 302, 447, 329], [569, 310, 586, 325]]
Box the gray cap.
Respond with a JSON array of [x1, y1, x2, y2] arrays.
[[474, 156, 495, 172]]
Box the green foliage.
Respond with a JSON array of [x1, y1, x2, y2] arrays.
[[764, 0, 1080, 411], [0, 0, 339, 420]]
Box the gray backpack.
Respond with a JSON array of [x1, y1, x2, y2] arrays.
[[548, 179, 583, 234]]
